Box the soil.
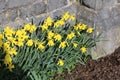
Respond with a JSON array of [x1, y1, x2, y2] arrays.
[[61, 47, 120, 80]]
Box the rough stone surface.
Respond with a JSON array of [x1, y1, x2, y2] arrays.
[[19, 2, 46, 19], [7, 0, 36, 8], [6, 9, 18, 21], [82, 0, 103, 10], [77, 0, 120, 58], [48, 0, 68, 11], [0, 9, 18, 25], [0, 0, 6, 13], [118, 0, 120, 3], [83, 0, 118, 10], [0, 13, 6, 25]]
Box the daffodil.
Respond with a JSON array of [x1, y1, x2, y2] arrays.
[[0, 33, 4, 39], [54, 21, 59, 28], [48, 40, 54, 46], [58, 20, 65, 26], [9, 48, 17, 56], [41, 24, 48, 31], [26, 39, 33, 46], [87, 27, 94, 33], [16, 41, 24, 47], [29, 24, 37, 33], [54, 20, 65, 28], [0, 39, 3, 47], [3, 41, 11, 52], [24, 23, 31, 31], [74, 25, 79, 30], [7, 37, 17, 46], [57, 59, 64, 66], [4, 26, 15, 36], [8, 63, 15, 71], [79, 24, 87, 30], [67, 32, 75, 40], [54, 34, 62, 41], [73, 43, 78, 48], [59, 41, 66, 48], [44, 17, 53, 26], [38, 42, 45, 50], [24, 23, 37, 33], [47, 31, 54, 40], [4, 54, 12, 66], [62, 12, 70, 21], [70, 15, 75, 21], [16, 29, 27, 37], [80, 47, 87, 53]]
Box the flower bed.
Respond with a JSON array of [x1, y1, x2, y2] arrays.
[[0, 12, 100, 80]]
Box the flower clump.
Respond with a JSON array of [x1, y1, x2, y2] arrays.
[[0, 12, 97, 80]]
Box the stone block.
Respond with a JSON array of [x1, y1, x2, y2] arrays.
[[113, 15, 120, 26], [0, 9, 18, 25], [6, 9, 18, 21], [82, 0, 117, 10], [31, 2, 47, 15], [118, 0, 120, 3], [77, 5, 97, 26], [7, 0, 36, 8], [102, 0, 117, 8], [0, 0, 6, 13], [63, 3, 77, 14], [101, 18, 115, 31], [0, 13, 6, 25], [97, 8, 112, 20], [111, 5, 120, 16], [19, 2, 46, 19], [48, 0, 67, 11], [82, 0, 103, 10]]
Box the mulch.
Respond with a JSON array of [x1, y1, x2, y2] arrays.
[[61, 47, 120, 80]]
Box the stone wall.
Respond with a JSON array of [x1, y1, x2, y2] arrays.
[[0, 0, 77, 28], [0, 0, 120, 59], [77, 0, 120, 59]]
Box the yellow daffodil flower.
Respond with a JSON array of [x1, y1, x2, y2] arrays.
[[70, 15, 75, 21], [38, 42, 45, 50], [73, 43, 78, 48], [8, 64, 15, 71], [47, 31, 54, 40], [3, 41, 11, 52], [0, 33, 4, 39], [44, 16, 53, 26], [26, 39, 33, 46], [48, 40, 54, 46], [0, 40, 3, 48], [4, 54, 12, 66], [24, 23, 31, 31], [29, 25, 37, 33], [87, 27, 94, 33], [80, 47, 87, 53], [62, 12, 70, 21], [74, 25, 79, 30], [9, 48, 17, 56], [16, 41, 24, 47], [57, 59, 64, 66], [54, 34, 62, 41], [67, 32, 75, 40], [4, 26, 15, 36], [79, 24, 87, 30], [59, 41, 66, 48], [41, 24, 48, 31]]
